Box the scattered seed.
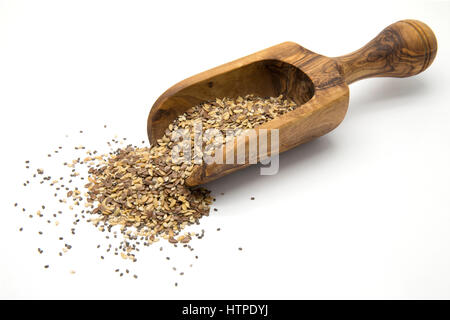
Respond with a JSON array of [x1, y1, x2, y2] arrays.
[[20, 95, 295, 282]]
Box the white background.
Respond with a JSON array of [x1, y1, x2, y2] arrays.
[[0, 0, 449, 299]]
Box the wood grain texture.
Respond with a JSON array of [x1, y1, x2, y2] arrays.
[[147, 54, 316, 145], [334, 20, 437, 84], [147, 20, 437, 186]]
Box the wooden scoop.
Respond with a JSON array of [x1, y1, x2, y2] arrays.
[[147, 20, 437, 186]]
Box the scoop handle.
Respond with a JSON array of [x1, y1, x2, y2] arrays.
[[334, 20, 437, 85]]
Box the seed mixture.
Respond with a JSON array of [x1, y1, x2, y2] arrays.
[[180, 94, 296, 130], [83, 94, 296, 248], [15, 94, 298, 284]]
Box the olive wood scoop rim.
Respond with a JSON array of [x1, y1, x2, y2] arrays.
[[147, 19, 437, 186]]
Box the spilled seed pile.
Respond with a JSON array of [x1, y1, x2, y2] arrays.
[[85, 94, 296, 246], [16, 94, 297, 281]]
